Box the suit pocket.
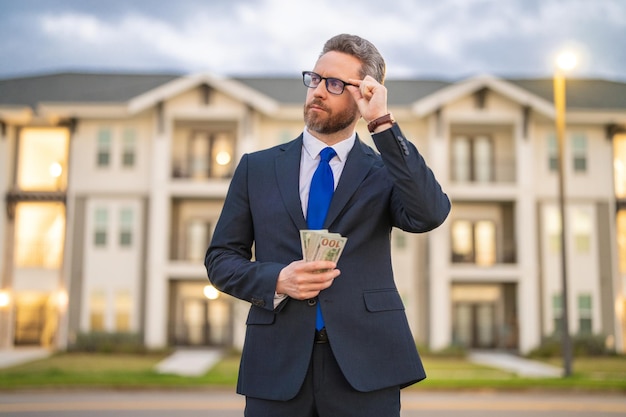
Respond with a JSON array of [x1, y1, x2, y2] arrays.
[[245, 305, 276, 325], [363, 289, 405, 312]]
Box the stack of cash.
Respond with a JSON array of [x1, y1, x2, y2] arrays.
[[300, 230, 348, 263]]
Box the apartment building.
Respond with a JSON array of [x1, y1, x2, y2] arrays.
[[0, 72, 625, 354]]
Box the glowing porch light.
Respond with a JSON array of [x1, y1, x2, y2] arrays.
[[49, 162, 63, 178], [55, 290, 69, 311], [215, 151, 231, 166], [0, 290, 10, 308], [203, 285, 220, 300]]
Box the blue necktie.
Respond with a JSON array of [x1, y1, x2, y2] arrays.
[[307, 146, 336, 330]]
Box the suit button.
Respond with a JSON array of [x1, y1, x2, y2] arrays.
[[307, 299, 317, 306], [251, 298, 266, 307]]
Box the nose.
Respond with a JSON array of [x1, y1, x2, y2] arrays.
[[312, 80, 328, 97]]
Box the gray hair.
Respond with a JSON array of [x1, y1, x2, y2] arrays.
[[321, 34, 386, 84]]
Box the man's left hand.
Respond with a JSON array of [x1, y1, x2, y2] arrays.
[[346, 75, 388, 124]]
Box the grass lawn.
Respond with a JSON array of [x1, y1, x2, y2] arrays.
[[0, 352, 625, 392], [415, 355, 626, 391]]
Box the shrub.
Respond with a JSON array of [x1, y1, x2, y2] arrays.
[[527, 334, 615, 358], [417, 343, 467, 358], [69, 331, 147, 354]]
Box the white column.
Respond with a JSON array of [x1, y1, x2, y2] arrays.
[[144, 109, 171, 348], [516, 116, 541, 354], [430, 227, 451, 350], [426, 111, 452, 350], [0, 127, 14, 348]]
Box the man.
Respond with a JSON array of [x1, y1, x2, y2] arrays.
[[205, 34, 450, 417]]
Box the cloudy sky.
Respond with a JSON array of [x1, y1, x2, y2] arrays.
[[1, 0, 625, 81]]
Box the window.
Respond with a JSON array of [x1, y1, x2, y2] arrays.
[[452, 220, 473, 262], [548, 133, 588, 174], [17, 128, 69, 191], [474, 137, 493, 182], [119, 208, 133, 247], [115, 290, 132, 332], [614, 134, 626, 198], [552, 293, 563, 335], [544, 206, 561, 254], [547, 134, 558, 172], [90, 291, 106, 331], [393, 230, 407, 250], [577, 294, 592, 335], [14, 202, 65, 268], [122, 129, 136, 168], [451, 219, 496, 265], [572, 208, 592, 253], [188, 131, 236, 180], [618, 210, 626, 274], [186, 220, 211, 261], [94, 208, 108, 247], [97, 129, 112, 167], [451, 135, 493, 183], [572, 133, 587, 173], [474, 221, 496, 265]]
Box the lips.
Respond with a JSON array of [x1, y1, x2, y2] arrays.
[[307, 100, 329, 113]]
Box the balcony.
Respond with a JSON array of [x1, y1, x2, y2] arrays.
[[450, 126, 517, 186], [450, 202, 517, 266], [171, 121, 236, 181]]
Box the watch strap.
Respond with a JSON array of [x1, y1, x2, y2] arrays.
[[367, 113, 395, 133]]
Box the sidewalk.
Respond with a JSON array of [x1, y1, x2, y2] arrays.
[[468, 350, 563, 377], [0, 348, 51, 369], [154, 348, 225, 376]]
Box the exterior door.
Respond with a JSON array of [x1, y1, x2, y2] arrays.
[[453, 302, 496, 349], [14, 294, 46, 345]]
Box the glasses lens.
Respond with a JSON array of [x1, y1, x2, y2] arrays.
[[326, 78, 344, 94], [303, 72, 320, 88]]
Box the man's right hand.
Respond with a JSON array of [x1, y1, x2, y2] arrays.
[[275, 260, 340, 300]]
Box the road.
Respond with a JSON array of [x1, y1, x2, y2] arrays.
[[0, 389, 625, 416]]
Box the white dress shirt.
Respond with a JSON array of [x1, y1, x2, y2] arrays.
[[274, 127, 356, 308], [299, 127, 356, 218]]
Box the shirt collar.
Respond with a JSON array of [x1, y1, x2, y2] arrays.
[[302, 127, 356, 162]]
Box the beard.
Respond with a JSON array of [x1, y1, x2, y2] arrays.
[[303, 99, 359, 135]]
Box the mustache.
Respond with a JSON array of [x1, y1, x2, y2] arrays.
[[305, 99, 329, 112]]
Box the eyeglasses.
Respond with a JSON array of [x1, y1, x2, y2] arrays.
[[302, 71, 357, 95]]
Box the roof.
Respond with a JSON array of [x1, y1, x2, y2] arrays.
[[508, 78, 626, 110], [1, 72, 625, 112], [233, 77, 451, 106], [0, 72, 180, 108]]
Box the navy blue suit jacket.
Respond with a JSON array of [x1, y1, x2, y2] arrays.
[[205, 124, 450, 401]]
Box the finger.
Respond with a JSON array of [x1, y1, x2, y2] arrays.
[[303, 260, 337, 272]]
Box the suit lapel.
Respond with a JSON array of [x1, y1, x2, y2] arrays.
[[275, 134, 377, 231], [275, 136, 308, 230], [324, 137, 376, 228]]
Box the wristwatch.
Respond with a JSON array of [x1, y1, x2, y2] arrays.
[[367, 113, 395, 133]]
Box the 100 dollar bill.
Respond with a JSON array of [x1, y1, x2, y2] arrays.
[[300, 230, 347, 263]]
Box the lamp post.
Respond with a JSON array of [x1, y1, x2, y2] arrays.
[[554, 51, 577, 377]]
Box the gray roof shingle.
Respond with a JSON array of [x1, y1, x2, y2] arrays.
[[0, 72, 180, 108], [508, 78, 626, 110], [1, 72, 625, 111], [232, 77, 451, 106]]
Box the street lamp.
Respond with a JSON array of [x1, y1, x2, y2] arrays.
[[554, 50, 577, 377]]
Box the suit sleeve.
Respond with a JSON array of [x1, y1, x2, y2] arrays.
[[371, 123, 451, 232], [204, 154, 285, 311]]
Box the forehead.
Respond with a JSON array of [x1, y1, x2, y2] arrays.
[[313, 51, 362, 79]]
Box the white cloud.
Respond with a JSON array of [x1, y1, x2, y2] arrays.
[[40, 12, 115, 44], [25, 0, 626, 79]]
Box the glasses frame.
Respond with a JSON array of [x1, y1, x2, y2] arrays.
[[302, 71, 357, 95]]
